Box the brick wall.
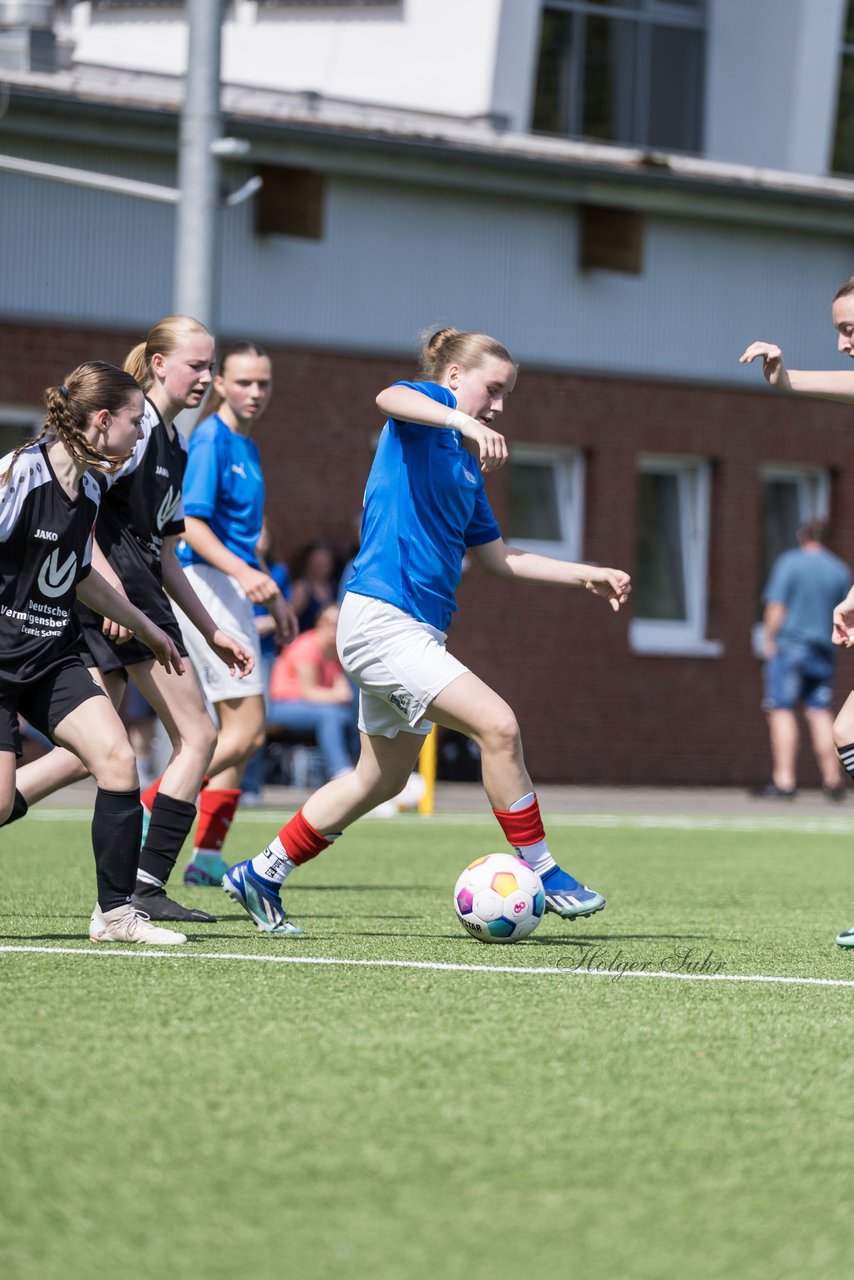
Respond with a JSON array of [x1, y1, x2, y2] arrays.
[[5, 321, 854, 787]]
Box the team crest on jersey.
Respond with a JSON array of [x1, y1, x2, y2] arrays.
[[38, 548, 77, 598], [155, 466, 170, 479], [156, 485, 182, 531], [388, 689, 413, 718]]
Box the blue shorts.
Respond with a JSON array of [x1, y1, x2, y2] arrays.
[[763, 643, 835, 712]]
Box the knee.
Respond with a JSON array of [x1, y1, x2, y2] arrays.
[[94, 737, 139, 792], [0, 794, 13, 825], [479, 708, 521, 758], [833, 711, 852, 749]]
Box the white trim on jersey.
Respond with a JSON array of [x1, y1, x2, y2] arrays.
[[0, 446, 100, 561]]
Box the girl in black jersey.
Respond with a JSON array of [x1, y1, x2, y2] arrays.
[[12, 317, 254, 925], [0, 362, 188, 945]]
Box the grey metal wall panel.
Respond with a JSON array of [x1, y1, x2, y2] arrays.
[[0, 168, 173, 327], [2, 163, 852, 386]]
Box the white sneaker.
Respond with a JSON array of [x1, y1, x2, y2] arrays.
[[89, 904, 188, 946]]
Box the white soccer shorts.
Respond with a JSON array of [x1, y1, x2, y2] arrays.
[[337, 592, 468, 739], [170, 562, 264, 703]]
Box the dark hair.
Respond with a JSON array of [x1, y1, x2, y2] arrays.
[[798, 517, 828, 545], [195, 341, 271, 426], [3, 361, 141, 484], [418, 327, 516, 380]]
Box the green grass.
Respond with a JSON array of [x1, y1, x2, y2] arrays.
[[2, 810, 854, 1280]]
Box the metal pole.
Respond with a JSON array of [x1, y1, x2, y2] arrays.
[[173, 0, 224, 327]]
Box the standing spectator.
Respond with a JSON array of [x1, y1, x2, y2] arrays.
[[290, 542, 338, 631], [265, 603, 358, 782], [752, 518, 851, 799]]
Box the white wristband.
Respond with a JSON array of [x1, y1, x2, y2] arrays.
[[445, 409, 470, 431]]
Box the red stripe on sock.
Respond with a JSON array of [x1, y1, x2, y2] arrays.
[[277, 808, 332, 866], [493, 797, 546, 849], [195, 788, 241, 854]]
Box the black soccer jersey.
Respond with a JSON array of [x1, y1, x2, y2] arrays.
[[94, 397, 187, 595], [0, 442, 99, 688]]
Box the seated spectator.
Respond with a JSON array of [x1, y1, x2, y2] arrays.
[[290, 542, 338, 631], [266, 603, 358, 781]]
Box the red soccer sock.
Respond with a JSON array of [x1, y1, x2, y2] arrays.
[[277, 808, 333, 866], [143, 773, 209, 814], [194, 787, 241, 855], [492, 795, 546, 850], [141, 777, 162, 813]]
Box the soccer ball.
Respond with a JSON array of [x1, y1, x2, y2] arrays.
[[453, 853, 545, 944]]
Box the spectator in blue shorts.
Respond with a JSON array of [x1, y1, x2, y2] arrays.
[[753, 518, 851, 800]]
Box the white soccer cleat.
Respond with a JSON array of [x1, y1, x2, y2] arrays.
[[89, 904, 188, 946]]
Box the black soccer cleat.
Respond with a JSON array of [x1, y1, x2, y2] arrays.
[[132, 882, 217, 923]]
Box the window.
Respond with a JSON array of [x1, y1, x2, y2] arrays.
[[531, 0, 706, 153], [753, 465, 830, 652], [0, 408, 38, 460], [832, 1, 854, 173], [506, 447, 584, 560], [630, 455, 722, 656]]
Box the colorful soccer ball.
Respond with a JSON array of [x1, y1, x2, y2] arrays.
[[453, 853, 545, 944]]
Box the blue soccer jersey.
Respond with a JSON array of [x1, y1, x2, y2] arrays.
[[177, 415, 265, 570], [347, 381, 501, 631]]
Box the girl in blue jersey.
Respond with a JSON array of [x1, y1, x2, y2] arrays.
[[10, 317, 254, 926], [223, 327, 631, 935], [1, 361, 187, 945], [162, 343, 296, 887]]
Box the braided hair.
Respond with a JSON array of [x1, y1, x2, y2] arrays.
[[2, 361, 141, 485]]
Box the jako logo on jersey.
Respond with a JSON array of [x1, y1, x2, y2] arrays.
[[156, 485, 182, 531], [38, 549, 77, 598], [231, 463, 247, 479], [388, 689, 413, 717], [34, 528, 59, 542]]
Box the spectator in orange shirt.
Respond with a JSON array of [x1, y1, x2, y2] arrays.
[[266, 603, 358, 781]]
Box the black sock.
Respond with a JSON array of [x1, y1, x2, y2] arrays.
[[1, 789, 28, 827], [138, 794, 196, 886], [93, 787, 141, 912], [838, 744, 854, 781]]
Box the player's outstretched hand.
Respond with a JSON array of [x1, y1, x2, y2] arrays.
[[211, 629, 255, 678], [739, 342, 789, 388], [459, 419, 508, 473], [833, 597, 854, 647], [584, 568, 632, 612], [142, 624, 185, 675]]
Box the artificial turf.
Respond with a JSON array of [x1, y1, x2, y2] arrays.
[[2, 810, 854, 1280]]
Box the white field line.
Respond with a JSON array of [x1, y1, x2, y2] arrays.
[[2, 945, 854, 989], [23, 809, 854, 835]]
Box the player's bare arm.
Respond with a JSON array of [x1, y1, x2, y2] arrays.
[[471, 538, 631, 610], [375, 384, 508, 472], [740, 341, 854, 401], [76, 569, 184, 673]]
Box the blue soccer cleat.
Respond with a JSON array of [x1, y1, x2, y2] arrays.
[[222, 860, 304, 935], [540, 865, 606, 919]]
